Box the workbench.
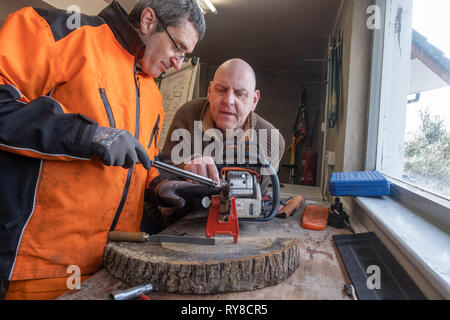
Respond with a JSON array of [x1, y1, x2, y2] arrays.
[[58, 184, 367, 300]]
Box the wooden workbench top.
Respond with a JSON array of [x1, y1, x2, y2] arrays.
[[59, 187, 366, 300]]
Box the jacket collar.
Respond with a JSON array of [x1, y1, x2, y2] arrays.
[[98, 1, 145, 59]]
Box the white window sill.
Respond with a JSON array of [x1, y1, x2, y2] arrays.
[[353, 194, 450, 299]]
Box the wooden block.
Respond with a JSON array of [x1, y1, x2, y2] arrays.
[[103, 213, 300, 294]]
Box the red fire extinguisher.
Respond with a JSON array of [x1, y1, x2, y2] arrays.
[[301, 150, 317, 186]]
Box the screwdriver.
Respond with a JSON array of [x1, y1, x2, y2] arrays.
[[108, 231, 215, 245], [150, 160, 221, 188]]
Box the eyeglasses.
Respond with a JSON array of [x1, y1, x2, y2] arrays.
[[154, 11, 191, 63]]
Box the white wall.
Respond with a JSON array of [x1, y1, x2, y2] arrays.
[[322, 0, 373, 195], [40, 0, 138, 15], [42, 0, 108, 15]]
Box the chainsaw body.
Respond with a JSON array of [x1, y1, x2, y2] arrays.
[[204, 147, 281, 242], [223, 168, 262, 219]]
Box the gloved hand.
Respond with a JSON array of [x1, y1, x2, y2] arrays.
[[157, 180, 221, 208], [90, 126, 151, 169]]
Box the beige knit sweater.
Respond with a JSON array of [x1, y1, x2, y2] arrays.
[[161, 98, 285, 193]]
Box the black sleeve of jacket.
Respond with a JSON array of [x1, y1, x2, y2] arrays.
[[0, 84, 98, 159], [144, 152, 181, 204]]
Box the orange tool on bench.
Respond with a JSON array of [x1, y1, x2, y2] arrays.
[[276, 195, 305, 218], [301, 205, 330, 231]]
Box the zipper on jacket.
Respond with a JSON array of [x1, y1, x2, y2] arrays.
[[99, 88, 116, 127], [109, 61, 141, 231], [148, 114, 160, 148], [133, 64, 141, 139]]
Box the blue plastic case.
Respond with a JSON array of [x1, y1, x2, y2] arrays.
[[329, 171, 391, 196]]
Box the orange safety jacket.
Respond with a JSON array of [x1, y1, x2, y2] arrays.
[[0, 2, 164, 281]]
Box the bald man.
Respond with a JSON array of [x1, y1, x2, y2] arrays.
[[141, 59, 285, 232]]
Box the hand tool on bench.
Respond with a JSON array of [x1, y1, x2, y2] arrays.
[[327, 197, 355, 234], [110, 283, 153, 300], [276, 194, 305, 218], [108, 231, 215, 245]]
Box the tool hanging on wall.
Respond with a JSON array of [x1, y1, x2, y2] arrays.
[[327, 30, 343, 129], [284, 89, 308, 184]]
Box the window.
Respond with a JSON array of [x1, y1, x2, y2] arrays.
[[369, 0, 450, 202], [361, 1, 449, 298]]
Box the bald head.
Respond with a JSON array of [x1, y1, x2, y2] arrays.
[[207, 59, 260, 132], [213, 59, 257, 92]]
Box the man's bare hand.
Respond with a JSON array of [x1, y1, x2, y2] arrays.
[[184, 156, 220, 185]]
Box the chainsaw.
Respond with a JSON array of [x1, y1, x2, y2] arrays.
[[151, 151, 281, 243]]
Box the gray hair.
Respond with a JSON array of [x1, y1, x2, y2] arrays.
[[128, 0, 206, 40]]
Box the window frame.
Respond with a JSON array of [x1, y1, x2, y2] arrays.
[[366, 0, 450, 228]]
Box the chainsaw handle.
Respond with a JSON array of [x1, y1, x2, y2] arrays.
[[240, 159, 280, 222], [263, 163, 280, 221], [220, 145, 281, 222]]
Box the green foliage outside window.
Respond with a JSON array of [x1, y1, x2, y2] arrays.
[[403, 108, 450, 199]]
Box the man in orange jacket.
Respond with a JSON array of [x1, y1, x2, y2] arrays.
[[0, 0, 217, 300]]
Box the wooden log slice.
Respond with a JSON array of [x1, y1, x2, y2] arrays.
[[103, 212, 300, 294]]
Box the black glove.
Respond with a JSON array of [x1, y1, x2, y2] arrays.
[[90, 126, 151, 169], [157, 180, 221, 208]]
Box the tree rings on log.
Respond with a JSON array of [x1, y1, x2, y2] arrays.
[[103, 215, 300, 294]]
